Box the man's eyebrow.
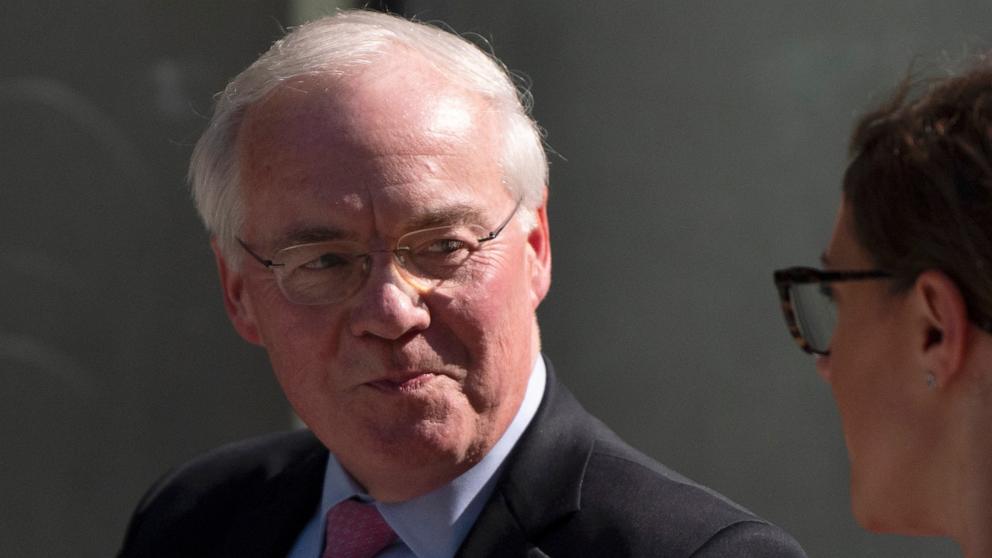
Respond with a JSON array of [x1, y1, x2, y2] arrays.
[[405, 204, 489, 231], [271, 204, 491, 248], [275, 226, 359, 248]]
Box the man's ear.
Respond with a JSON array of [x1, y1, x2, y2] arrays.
[[211, 238, 262, 345], [914, 269, 970, 388], [525, 195, 552, 310]]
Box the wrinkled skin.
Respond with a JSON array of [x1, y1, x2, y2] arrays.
[[214, 54, 551, 502]]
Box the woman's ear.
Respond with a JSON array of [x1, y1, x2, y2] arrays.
[[914, 269, 970, 388], [212, 238, 262, 345]]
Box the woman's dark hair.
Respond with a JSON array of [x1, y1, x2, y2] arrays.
[[844, 59, 992, 326]]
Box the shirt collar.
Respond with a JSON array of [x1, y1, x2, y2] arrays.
[[318, 356, 547, 558]]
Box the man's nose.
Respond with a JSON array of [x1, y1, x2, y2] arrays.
[[347, 253, 431, 339]]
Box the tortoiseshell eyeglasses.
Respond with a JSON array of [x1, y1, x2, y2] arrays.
[[772, 266, 891, 355]]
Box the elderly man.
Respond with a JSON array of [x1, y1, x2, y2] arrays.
[[119, 10, 806, 558]]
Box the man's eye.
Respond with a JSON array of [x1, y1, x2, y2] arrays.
[[301, 253, 350, 270], [422, 238, 470, 254]]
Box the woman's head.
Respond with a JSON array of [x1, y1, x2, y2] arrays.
[[784, 60, 992, 535], [843, 62, 992, 325]]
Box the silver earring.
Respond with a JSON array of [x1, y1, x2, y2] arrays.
[[925, 372, 937, 389]]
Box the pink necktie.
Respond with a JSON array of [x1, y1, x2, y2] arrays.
[[321, 499, 398, 558]]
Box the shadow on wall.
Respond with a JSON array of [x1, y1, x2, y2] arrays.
[[1, 77, 163, 556], [2, 3, 297, 555]]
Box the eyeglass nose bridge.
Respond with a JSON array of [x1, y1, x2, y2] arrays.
[[351, 246, 429, 298], [356, 245, 418, 273]]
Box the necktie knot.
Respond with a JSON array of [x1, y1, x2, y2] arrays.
[[321, 498, 397, 558]]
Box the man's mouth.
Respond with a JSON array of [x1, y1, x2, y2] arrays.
[[367, 372, 437, 392]]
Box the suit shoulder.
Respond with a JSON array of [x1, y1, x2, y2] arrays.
[[118, 430, 324, 557], [562, 436, 806, 556], [133, 430, 320, 513], [477, 368, 806, 557], [589, 434, 750, 518], [689, 520, 808, 557]]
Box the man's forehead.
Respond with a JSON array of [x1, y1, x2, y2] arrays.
[[236, 69, 500, 201], [241, 57, 490, 146], [236, 53, 509, 249]]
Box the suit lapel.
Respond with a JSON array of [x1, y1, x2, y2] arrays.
[[454, 491, 537, 557], [221, 435, 328, 557], [456, 357, 597, 557]]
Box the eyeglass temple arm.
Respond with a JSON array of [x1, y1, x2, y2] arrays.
[[478, 198, 523, 243], [236, 237, 284, 268]]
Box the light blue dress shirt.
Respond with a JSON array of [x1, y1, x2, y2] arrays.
[[287, 357, 547, 558]]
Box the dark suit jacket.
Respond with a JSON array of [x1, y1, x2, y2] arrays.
[[119, 359, 807, 557]]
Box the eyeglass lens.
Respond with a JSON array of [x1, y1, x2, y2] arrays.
[[788, 282, 837, 354], [273, 223, 491, 305]]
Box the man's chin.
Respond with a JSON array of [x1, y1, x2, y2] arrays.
[[331, 420, 489, 501], [368, 415, 477, 462]]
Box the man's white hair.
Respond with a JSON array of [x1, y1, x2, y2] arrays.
[[189, 10, 548, 259]]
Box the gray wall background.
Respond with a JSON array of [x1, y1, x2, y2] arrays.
[[3, 1, 987, 556]]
